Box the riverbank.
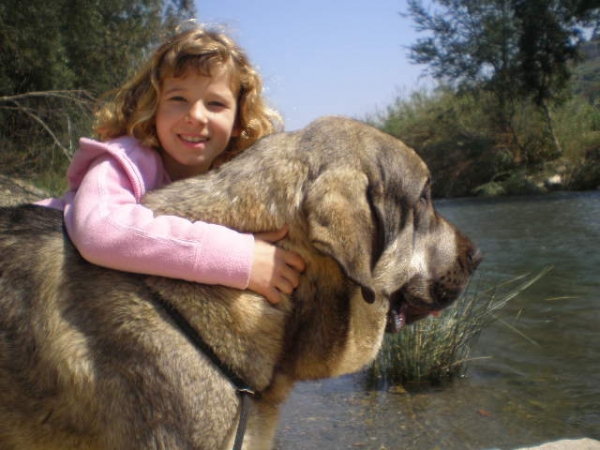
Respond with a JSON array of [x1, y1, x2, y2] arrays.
[[471, 151, 600, 198]]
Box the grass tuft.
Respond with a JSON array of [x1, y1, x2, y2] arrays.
[[367, 267, 552, 387]]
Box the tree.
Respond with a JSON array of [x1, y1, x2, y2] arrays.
[[0, 0, 75, 95], [514, 0, 599, 155], [59, 0, 196, 96], [0, 0, 195, 181], [0, 0, 195, 97], [405, 0, 600, 161], [406, 0, 524, 160]]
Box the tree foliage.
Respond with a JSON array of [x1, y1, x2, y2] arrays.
[[407, 0, 515, 88], [0, 0, 195, 182], [0, 0, 195, 96], [406, 0, 598, 97], [405, 0, 600, 159], [371, 84, 600, 197]]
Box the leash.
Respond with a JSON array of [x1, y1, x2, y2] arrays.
[[152, 291, 256, 450]]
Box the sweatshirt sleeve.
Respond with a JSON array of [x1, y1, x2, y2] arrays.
[[64, 154, 254, 289]]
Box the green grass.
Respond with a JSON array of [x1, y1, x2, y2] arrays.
[[367, 267, 552, 387]]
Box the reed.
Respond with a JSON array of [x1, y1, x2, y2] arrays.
[[368, 267, 551, 386]]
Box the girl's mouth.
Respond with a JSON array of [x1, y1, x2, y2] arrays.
[[179, 134, 208, 144]]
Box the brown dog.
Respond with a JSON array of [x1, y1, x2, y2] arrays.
[[0, 117, 480, 449]]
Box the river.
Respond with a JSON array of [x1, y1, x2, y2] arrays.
[[274, 191, 600, 450]]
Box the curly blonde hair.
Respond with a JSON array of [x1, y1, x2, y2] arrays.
[[94, 25, 282, 161]]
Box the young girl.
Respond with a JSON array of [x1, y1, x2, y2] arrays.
[[38, 25, 305, 305]]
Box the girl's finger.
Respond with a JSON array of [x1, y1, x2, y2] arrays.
[[285, 250, 306, 272], [254, 226, 288, 243]]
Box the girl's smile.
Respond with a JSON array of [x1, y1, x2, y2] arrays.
[[179, 134, 208, 144]]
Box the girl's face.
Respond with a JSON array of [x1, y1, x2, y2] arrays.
[[155, 65, 240, 180]]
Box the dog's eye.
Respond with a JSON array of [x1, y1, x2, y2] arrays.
[[414, 180, 432, 226], [419, 180, 431, 206]]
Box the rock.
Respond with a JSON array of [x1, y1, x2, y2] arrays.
[[485, 438, 600, 450], [544, 174, 564, 191], [515, 438, 600, 450]]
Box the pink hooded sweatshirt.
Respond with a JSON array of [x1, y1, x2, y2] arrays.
[[37, 136, 254, 289]]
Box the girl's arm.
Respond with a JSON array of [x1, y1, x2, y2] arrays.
[[65, 155, 255, 289]]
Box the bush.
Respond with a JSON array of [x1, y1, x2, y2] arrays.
[[370, 85, 600, 197], [0, 90, 95, 194]]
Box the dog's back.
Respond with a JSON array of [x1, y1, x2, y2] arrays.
[[0, 205, 241, 450], [0, 205, 78, 448]]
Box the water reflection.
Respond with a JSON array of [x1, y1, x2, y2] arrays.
[[275, 191, 600, 450]]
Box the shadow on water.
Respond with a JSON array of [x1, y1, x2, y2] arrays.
[[275, 191, 600, 450]]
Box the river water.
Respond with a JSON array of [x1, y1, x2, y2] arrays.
[[274, 191, 600, 450]]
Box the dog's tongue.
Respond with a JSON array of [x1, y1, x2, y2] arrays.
[[390, 306, 441, 332], [391, 309, 406, 332]]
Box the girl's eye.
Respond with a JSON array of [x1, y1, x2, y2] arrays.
[[208, 100, 227, 109], [168, 96, 187, 103]]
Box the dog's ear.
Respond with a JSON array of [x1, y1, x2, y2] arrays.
[[304, 168, 384, 303]]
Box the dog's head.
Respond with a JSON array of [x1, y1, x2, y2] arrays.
[[302, 117, 481, 331]]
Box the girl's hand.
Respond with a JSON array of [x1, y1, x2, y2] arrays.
[[248, 227, 306, 304]]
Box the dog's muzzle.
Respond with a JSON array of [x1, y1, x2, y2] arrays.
[[386, 247, 482, 333]]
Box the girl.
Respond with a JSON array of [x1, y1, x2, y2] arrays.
[[38, 25, 305, 305]]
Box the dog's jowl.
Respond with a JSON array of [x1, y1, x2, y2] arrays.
[[0, 117, 480, 450]]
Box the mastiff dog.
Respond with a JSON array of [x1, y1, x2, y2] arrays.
[[0, 117, 481, 450]]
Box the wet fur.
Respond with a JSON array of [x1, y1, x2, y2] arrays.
[[0, 117, 479, 449]]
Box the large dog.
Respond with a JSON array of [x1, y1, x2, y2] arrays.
[[0, 117, 480, 450]]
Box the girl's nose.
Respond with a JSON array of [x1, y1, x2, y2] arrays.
[[186, 102, 208, 124]]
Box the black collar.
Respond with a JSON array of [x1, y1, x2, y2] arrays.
[[151, 290, 256, 450]]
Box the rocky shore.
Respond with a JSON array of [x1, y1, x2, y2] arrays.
[[472, 149, 600, 198]]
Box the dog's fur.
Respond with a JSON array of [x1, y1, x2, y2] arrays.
[[0, 117, 480, 450]]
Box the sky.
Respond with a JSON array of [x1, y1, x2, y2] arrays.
[[194, 0, 432, 130]]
